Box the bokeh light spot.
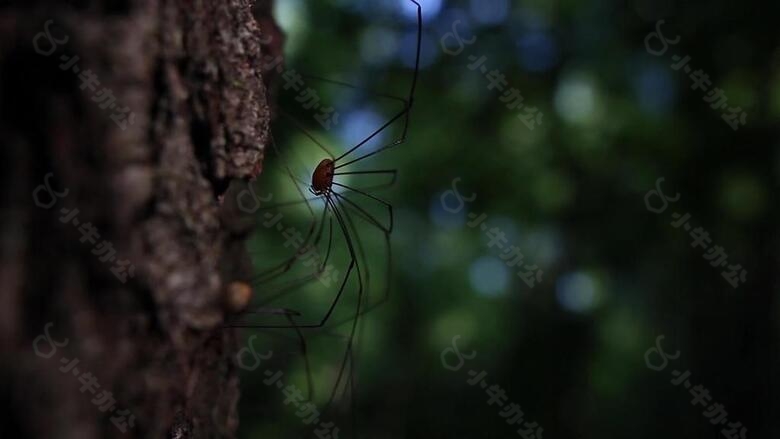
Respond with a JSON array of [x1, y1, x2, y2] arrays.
[[554, 73, 600, 124], [555, 271, 602, 313], [400, 0, 443, 22], [468, 256, 510, 297], [517, 31, 559, 72], [469, 0, 510, 25], [429, 194, 467, 229], [632, 62, 676, 114], [337, 107, 386, 153], [400, 31, 439, 69], [360, 26, 400, 66]]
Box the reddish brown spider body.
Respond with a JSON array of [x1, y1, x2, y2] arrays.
[[311, 158, 335, 195]]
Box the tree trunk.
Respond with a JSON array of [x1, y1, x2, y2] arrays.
[[0, 0, 281, 437]]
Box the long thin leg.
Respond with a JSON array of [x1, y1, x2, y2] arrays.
[[322, 195, 364, 412], [249, 194, 323, 211], [296, 194, 369, 421], [302, 328, 359, 434], [285, 314, 314, 401], [265, 131, 317, 190], [226, 261, 354, 330], [316, 196, 370, 439], [322, 195, 392, 328], [334, 169, 397, 179], [244, 195, 322, 270], [227, 213, 335, 327], [332, 192, 387, 237], [227, 201, 359, 330], [333, 108, 408, 169], [232, 325, 316, 409], [333, 0, 422, 167], [292, 74, 410, 175], [333, 182, 393, 233], [279, 109, 335, 160], [244, 137, 322, 281], [253, 216, 334, 305], [297, 73, 408, 105], [334, 169, 398, 191], [249, 200, 328, 283], [330, 190, 393, 322], [348, 343, 357, 436], [242, 172, 393, 325], [238, 308, 300, 316], [247, 196, 361, 415]]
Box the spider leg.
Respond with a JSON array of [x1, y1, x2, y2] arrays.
[[333, 0, 422, 168], [227, 195, 362, 330], [256, 195, 364, 425], [295, 74, 410, 162], [285, 313, 314, 401], [318, 195, 365, 417], [325, 191, 392, 326], [250, 194, 323, 211], [297, 73, 408, 106], [279, 109, 335, 160], [227, 213, 334, 326], [253, 215, 334, 305], [334, 169, 398, 191], [327, 189, 388, 322], [232, 324, 316, 413], [249, 202, 328, 284], [333, 108, 407, 170], [314, 331, 359, 436], [332, 182, 392, 233], [241, 134, 322, 282]]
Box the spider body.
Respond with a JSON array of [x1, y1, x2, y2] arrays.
[[311, 158, 335, 195]]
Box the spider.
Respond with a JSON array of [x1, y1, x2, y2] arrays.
[[227, 0, 422, 433], [228, 0, 420, 332]]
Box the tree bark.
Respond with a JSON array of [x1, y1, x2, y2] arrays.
[[0, 0, 281, 437]]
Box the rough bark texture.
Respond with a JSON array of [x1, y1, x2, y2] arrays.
[[0, 0, 282, 437]]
